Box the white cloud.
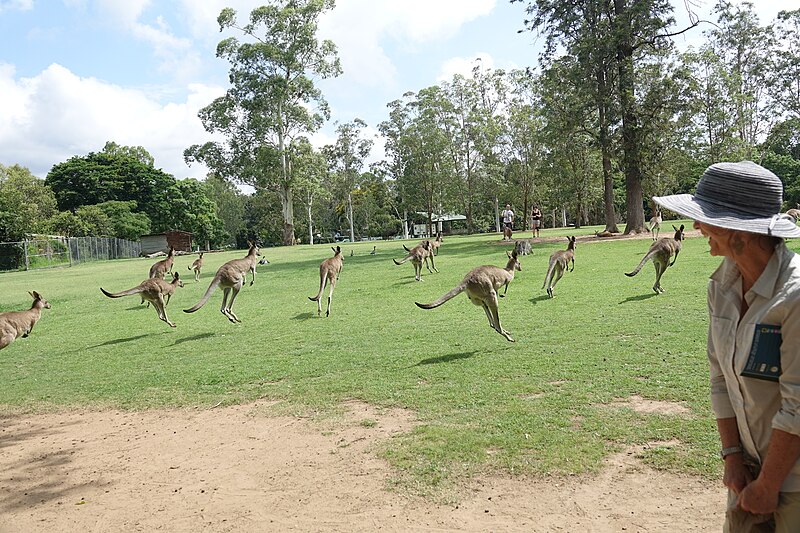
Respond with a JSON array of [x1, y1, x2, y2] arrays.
[[437, 53, 497, 83], [0, 0, 33, 13], [0, 63, 223, 179]]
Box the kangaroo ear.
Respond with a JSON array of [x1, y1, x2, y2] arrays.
[[29, 291, 36, 299]]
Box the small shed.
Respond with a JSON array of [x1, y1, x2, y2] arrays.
[[140, 230, 192, 255]]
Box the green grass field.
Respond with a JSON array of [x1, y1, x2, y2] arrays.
[[2, 222, 781, 496]]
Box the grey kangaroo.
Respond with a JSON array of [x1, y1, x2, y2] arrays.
[[101, 272, 185, 328], [183, 242, 261, 323], [149, 247, 175, 279], [647, 209, 662, 240], [625, 224, 685, 294], [188, 252, 204, 282], [0, 291, 51, 350], [542, 236, 576, 298], [415, 250, 522, 342], [308, 246, 344, 317], [395, 241, 437, 281]]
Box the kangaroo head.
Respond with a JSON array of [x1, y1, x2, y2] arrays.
[[507, 249, 522, 271], [567, 236, 576, 250], [332, 246, 342, 256], [199, 252, 204, 259], [171, 272, 184, 288], [673, 224, 685, 240], [247, 241, 261, 257], [167, 247, 175, 257], [29, 291, 51, 309]]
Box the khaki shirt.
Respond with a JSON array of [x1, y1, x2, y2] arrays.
[[708, 242, 800, 491]]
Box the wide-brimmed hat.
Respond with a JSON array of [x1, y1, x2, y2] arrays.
[[653, 160, 800, 238]]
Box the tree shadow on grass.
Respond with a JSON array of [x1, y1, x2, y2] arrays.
[[411, 350, 479, 367], [171, 332, 215, 345], [619, 293, 659, 304]]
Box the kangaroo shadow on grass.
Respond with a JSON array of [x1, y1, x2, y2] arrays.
[[89, 333, 151, 347], [528, 294, 550, 305], [172, 332, 215, 345], [619, 293, 659, 304], [292, 312, 316, 320], [411, 350, 479, 367]]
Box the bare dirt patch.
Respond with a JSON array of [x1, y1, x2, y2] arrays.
[[0, 402, 724, 532], [610, 394, 692, 416]]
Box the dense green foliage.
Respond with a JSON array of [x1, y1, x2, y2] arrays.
[[2, 226, 783, 494]]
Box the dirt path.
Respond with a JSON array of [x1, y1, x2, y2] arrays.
[[1, 401, 724, 532]]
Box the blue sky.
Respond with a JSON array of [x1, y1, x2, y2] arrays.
[[0, 0, 790, 182]]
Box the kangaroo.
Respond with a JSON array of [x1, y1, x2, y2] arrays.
[[370, 245, 377, 255], [395, 241, 437, 281], [0, 291, 51, 350], [514, 239, 532, 256], [149, 247, 175, 279], [625, 224, 685, 294], [430, 233, 443, 256], [542, 236, 577, 298], [183, 242, 261, 323], [308, 246, 344, 317], [647, 209, 662, 240], [415, 250, 522, 342], [101, 272, 184, 328], [503, 226, 513, 241], [188, 252, 204, 282], [786, 206, 800, 223]]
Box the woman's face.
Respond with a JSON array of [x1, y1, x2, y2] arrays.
[[693, 221, 740, 257]]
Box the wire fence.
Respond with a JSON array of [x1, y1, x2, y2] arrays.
[[0, 236, 142, 272]]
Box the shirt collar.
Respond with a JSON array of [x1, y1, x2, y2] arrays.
[[709, 242, 788, 298]]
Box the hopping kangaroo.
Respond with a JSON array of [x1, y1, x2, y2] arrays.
[[308, 246, 344, 317], [0, 291, 51, 350], [647, 209, 662, 240], [188, 252, 205, 282], [625, 224, 685, 294], [101, 272, 184, 328], [415, 250, 522, 342], [149, 247, 175, 279], [183, 242, 261, 323], [395, 241, 437, 281], [542, 236, 577, 298]]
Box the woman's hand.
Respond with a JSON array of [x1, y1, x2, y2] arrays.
[[737, 478, 780, 515], [723, 454, 753, 494]]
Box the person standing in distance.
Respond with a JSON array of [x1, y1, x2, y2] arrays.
[[531, 205, 543, 238], [501, 204, 515, 240], [655, 161, 800, 531]]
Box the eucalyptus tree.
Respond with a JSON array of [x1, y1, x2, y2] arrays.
[[379, 94, 414, 237], [185, 1, 341, 246], [290, 137, 328, 245], [0, 164, 58, 241], [772, 10, 800, 119], [538, 58, 603, 227], [503, 69, 546, 230], [323, 119, 373, 243], [515, 0, 695, 233], [705, 1, 776, 159]]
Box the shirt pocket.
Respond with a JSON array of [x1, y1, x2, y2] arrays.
[[710, 315, 737, 364]]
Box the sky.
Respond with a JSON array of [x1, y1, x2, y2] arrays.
[[0, 0, 793, 183]]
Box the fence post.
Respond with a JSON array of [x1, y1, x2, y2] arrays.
[[23, 239, 29, 271], [68, 237, 73, 267]]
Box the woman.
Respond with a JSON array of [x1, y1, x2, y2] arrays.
[[531, 205, 542, 238], [655, 161, 800, 531]]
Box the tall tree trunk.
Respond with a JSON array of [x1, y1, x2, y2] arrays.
[[597, 68, 619, 233], [307, 193, 314, 246], [279, 184, 295, 246], [494, 196, 500, 233], [615, 0, 645, 234], [347, 192, 355, 243]]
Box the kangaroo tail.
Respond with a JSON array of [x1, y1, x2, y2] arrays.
[[542, 258, 557, 289], [625, 251, 654, 277], [183, 275, 221, 313], [100, 286, 143, 298], [188, 264, 193, 270], [308, 273, 327, 301], [393, 254, 412, 265], [403, 244, 411, 252], [415, 283, 467, 309]]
